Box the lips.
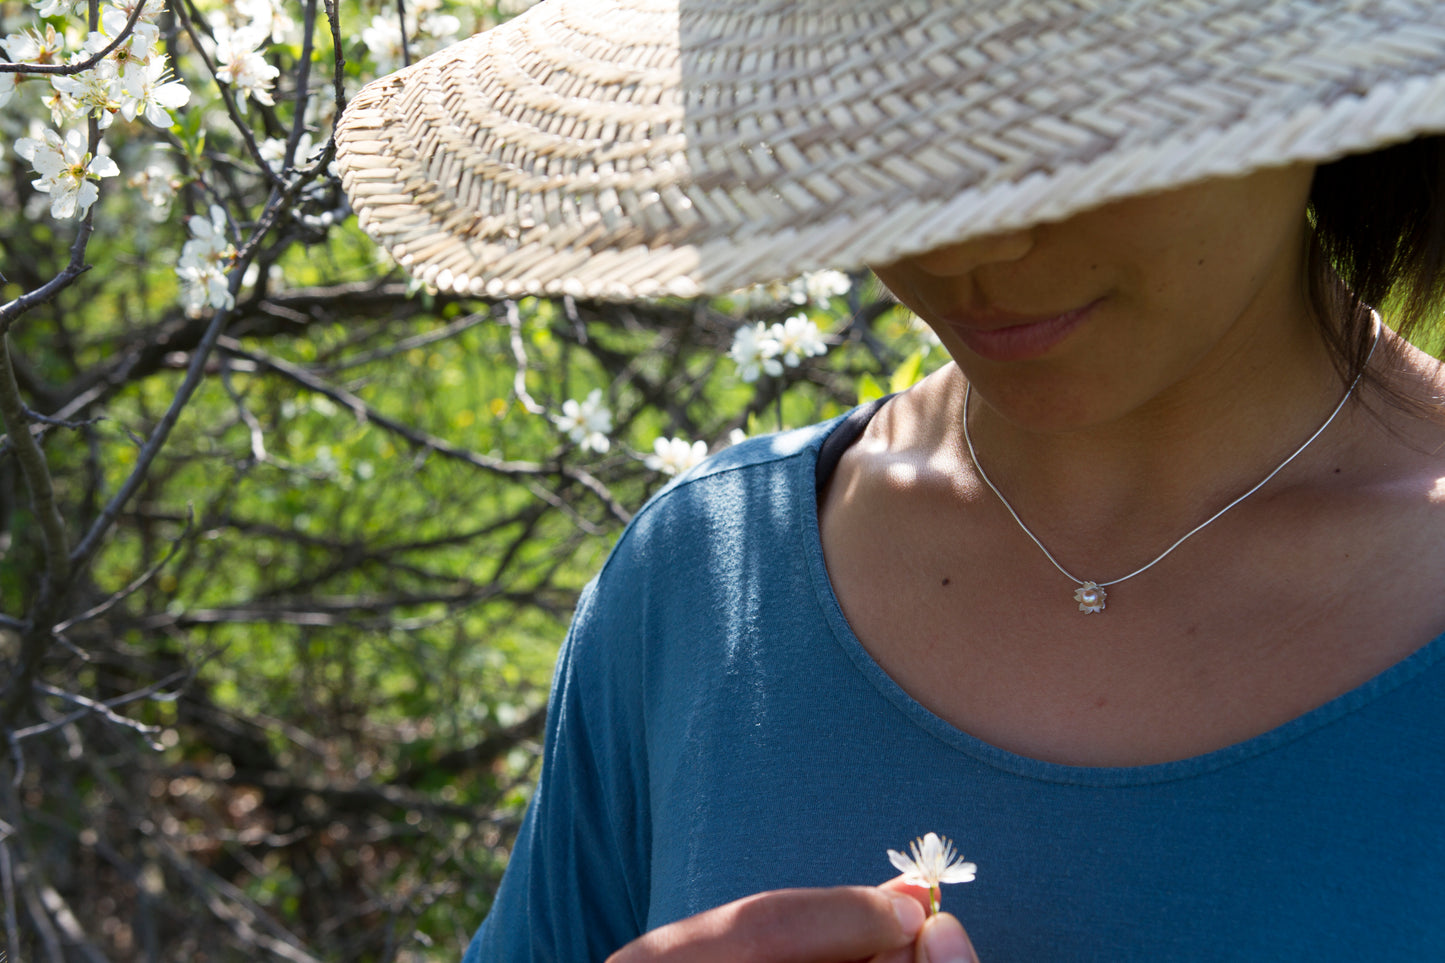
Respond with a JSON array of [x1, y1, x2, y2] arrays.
[[944, 299, 1100, 362]]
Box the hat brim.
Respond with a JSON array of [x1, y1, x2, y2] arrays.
[[335, 0, 1445, 301]]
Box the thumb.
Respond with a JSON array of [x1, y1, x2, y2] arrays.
[[915, 912, 978, 963]]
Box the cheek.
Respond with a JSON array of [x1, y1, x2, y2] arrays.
[[1101, 169, 1315, 299]]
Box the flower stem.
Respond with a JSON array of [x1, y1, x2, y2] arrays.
[[930, 885, 940, 916]]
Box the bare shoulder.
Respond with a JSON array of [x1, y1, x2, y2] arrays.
[[826, 365, 970, 498]]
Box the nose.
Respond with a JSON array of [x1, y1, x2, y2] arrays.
[[904, 228, 1035, 277]]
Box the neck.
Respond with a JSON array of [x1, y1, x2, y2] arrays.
[[934, 310, 1362, 571]]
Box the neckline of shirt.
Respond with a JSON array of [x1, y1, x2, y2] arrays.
[[797, 408, 1445, 788]]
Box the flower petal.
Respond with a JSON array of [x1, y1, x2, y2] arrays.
[[887, 848, 920, 879], [940, 861, 977, 883]]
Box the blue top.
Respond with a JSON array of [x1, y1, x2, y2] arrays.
[[466, 412, 1445, 961]]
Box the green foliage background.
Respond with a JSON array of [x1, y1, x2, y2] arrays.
[[0, 2, 941, 956]]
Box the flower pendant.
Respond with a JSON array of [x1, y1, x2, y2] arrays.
[[1074, 581, 1106, 614]]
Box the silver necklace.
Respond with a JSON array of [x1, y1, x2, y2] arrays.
[[961, 326, 1377, 614]]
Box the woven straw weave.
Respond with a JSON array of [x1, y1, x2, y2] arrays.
[[334, 0, 1445, 301]]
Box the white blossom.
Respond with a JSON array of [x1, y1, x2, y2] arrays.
[[769, 314, 828, 367], [32, 0, 82, 18], [95, 2, 163, 77], [886, 833, 977, 915], [42, 85, 79, 127], [361, 9, 463, 77], [15, 127, 119, 219], [50, 58, 125, 128], [551, 389, 612, 453], [213, 25, 278, 105], [644, 436, 708, 476], [799, 269, 851, 306], [177, 205, 236, 316], [258, 132, 316, 174], [177, 259, 234, 316], [735, 269, 852, 310], [736, 278, 793, 309], [182, 204, 234, 260], [419, 11, 462, 45], [101, 0, 165, 39], [359, 16, 405, 76], [128, 161, 178, 212], [0, 73, 13, 109], [235, 0, 296, 45], [3, 25, 65, 65], [729, 321, 783, 383], [120, 56, 189, 126]]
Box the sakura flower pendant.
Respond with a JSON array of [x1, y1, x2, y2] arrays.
[[1073, 581, 1106, 614]]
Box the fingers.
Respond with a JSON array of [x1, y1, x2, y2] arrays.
[[608, 886, 926, 963], [914, 913, 979, 963], [876, 875, 933, 911], [874, 879, 979, 963]]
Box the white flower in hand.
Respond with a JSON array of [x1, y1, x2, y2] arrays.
[[887, 832, 976, 915]]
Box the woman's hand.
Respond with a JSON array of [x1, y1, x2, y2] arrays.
[[606, 878, 979, 963]]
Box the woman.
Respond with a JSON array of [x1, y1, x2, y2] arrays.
[[335, 1, 1445, 959]]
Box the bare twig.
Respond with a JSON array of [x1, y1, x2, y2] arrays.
[[11, 670, 188, 745], [171, 0, 283, 190], [53, 508, 194, 633], [21, 406, 100, 429], [21, 871, 66, 963], [507, 300, 548, 415], [37, 883, 110, 963], [0, 0, 146, 74], [219, 336, 634, 522], [67, 261, 243, 577], [395, 0, 412, 68], [13, 673, 189, 747], [0, 214, 95, 340], [284, 0, 321, 173], [220, 359, 269, 462], [0, 839, 19, 963], [151, 836, 326, 963], [322, 0, 347, 116], [0, 334, 71, 724], [323, 309, 495, 372]]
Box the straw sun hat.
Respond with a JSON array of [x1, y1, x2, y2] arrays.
[[334, 0, 1445, 301]]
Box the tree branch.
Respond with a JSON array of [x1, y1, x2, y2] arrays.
[[219, 336, 634, 522], [67, 277, 241, 577], [0, 339, 68, 589], [0, 0, 146, 75]]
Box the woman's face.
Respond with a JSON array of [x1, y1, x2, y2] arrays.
[[870, 164, 1320, 431]]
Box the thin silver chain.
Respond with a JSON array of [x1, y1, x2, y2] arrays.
[[961, 321, 1379, 590]]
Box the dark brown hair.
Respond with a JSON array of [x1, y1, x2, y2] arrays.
[[1306, 134, 1445, 403]]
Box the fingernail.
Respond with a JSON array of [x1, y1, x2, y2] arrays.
[[889, 892, 925, 935], [921, 913, 978, 963]]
